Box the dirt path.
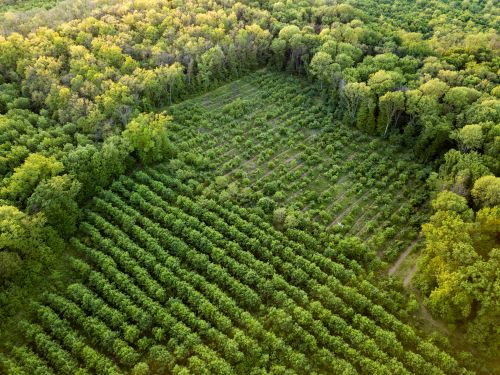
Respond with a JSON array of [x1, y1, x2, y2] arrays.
[[404, 264, 417, 287], [417, 293, 449, 334], [388, 237, 419, 276], [388, 237, 450, 334]]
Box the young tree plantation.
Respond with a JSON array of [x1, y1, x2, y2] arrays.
[[0, 0, 498, 374]]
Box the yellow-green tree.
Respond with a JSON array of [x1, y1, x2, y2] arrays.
[[123, 112, 175, 165], [416, 190, 500, 353], [0, 153, 64, 204]]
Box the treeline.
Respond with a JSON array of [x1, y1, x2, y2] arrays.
[[0, 0, 273, 312], [267, 4, 498, 162], [261, 1, 499, 355], [0, 0, 125, 35], [349, 0, 497, 35], [0, 0, 60, 13]]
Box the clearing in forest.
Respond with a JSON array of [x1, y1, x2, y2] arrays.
[[168, 70, 430, 262], [2, 71, 463, 375]]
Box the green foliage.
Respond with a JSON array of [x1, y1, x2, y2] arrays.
[[2, 71, 462, 373], [131, 362, 150, 375], [27, 175, 81, 237], [415, 193, 500, 355], [337, 236, 377, 269], [58, 136, 132, 201], [455, 124, 484, 152], [0, 0, 498, 371], [123, 113, 175, 166], [471, 175, 500, 208], [0, 251, 21, 281], [0, 153, 64, 204], [438, 150, 491, 196], [257, 197, 276, 214], [367, 70, 405, 98], [7, 165, 459, 374], [378, 91, 405, 136], [0, 0, 60, 12], [309, 52, 335, 89], [431, 191, 473, 220], [342, 82, 372, 126], [0, 205, 57, 267], [0, 203, 65, 330]]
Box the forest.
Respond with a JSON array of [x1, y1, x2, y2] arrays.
[[0, 0, 498, 374]]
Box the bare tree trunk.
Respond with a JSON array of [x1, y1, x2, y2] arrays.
[[383, 109, 395, 137]]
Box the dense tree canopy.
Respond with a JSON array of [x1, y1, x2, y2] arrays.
[[123, 112, 175, 165], [416, 191, 499, 354]]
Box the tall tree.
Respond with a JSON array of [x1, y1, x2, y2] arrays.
[[27, 175, 81, 238], [367, 70, 404, 98], [122, 112, 175, 165], [471, 176, 500, 208], [342, 82, 372, 126], [0, 154, 64, 205], [378, 91, 405, 137], [309, 51, 334, 89]]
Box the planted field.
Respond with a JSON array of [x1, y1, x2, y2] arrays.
[[2, 72, 467, 374], [4, 169, 463, 374], [167, 70, 430, 262]]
